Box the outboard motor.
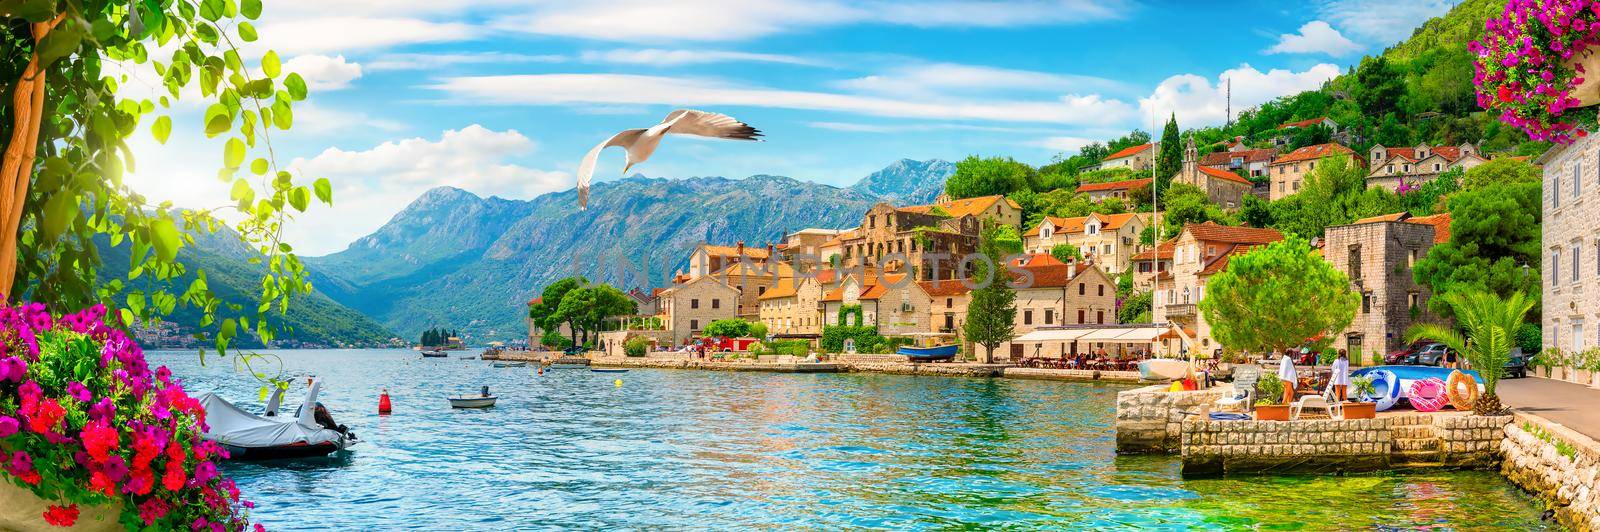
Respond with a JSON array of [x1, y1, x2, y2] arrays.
[[481, 385, 491, 397]]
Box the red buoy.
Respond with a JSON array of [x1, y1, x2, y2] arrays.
[[378, 388, 392, 414]]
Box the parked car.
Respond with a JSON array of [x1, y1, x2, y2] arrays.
[[1504, 349, 1533, 379], [1388, 341, 1456, 366], [1385, 340, 1434, 365]]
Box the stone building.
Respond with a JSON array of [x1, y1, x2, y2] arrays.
[[686, 242, 772, 279], [1130, 240, 1174, 292], [904, 194, 1024, 229], [1022, 212, 1149, 274], [1152, 222, 1284, 355], [1267, 142, 1359, 201], [1076, 178, 1151, 202], [919, 279, 972, 335], [1537, 133, 1600, 359], [997, 255, 1119, 361], [838, 202, 981, 280], [657, 275, 740, 344], [757, 276, 824, 336], [1365, 143, 1489, 192], [711, 260, 795, 319], [1200, 141, 1277, 178], [1176, 135, 1254, 209], [1097, 143, 1155, 171], [781, 228, 847, 260], [1323, 212, 1451, 364]]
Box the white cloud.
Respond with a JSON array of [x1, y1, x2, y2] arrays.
[[294, 102, 407, 136], [497, 0, 1130, 43], [835, 63, 1135, 98], [1317, 0, 1456, 46], [282, 54, 363, 90], [255, 17, 475, 54], [1030, 136, 1097, 152], [281, 125, 569, 254], [1265, 21, 1362, 56], [1139, 63, 1342, 128], [432, 73, 1136, 126], [579, 49, 821, 67], [365, 52, 567, 71]]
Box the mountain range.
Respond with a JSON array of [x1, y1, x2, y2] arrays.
[[296, 159, 956, 342]]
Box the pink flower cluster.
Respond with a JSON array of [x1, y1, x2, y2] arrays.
[[0, 303, 259, 530], [1471, 0, 1600, 143]]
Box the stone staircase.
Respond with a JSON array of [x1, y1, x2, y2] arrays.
[[1387, 414, 1444, 467]]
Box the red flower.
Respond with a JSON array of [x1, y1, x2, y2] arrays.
[[1581, 129, 1590, 137], [27, 400, 64, 434], [89, 471, 116, 498], [80, 421, 120, 462], [41, 505, 78, 527], [162, 460, 187, 492], [15, 469, 40, 485], [1497, 84, 1515, 102]]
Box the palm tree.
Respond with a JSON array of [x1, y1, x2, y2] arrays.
[[1406, 290, 1534, 415]]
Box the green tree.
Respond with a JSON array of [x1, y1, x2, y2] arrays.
[[1200, 236, 1359, 353], [1287, 124, 1334, 149], [1155, 184, 1234, 239], [1117, 291, 1153, 324], [1267, 155, 1370, 239], [989, 224, 1023, 255], [2, 0, 326, 358], [555, 284, 636, 345], [945, 155, 1034, 199], [1156, 114, 1182, 191], [1406, 290, 1534, 414], [1413, 180, 1541, 320], [1049, 243, 1082, 263], [1238, 194, 1274, 228], [1354, 56, 1404, 118], [749, 321, 769, 339], [703, 318, 754, 338], [1461, 158, 1540, 191], [531, 277, 586, 344], [965, 221, 1018, 363]]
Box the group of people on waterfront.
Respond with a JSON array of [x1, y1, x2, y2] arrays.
[[1274, 349, 1354, 404]]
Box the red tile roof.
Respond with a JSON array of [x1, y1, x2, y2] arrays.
[[1076, 178, 1152, 193], [1104, 143, 1154, 160], [1198, 245, 1265, 276], [1352, 212, 1410, 224], [1271, 142, 1355, 165], [1199, 148, 1277, 166], [901, 194, 1021, 219], [1011, 253, 1067, 269], [700, 244, 771, 259], [1278, 117, 1332, 130], [917, 279, 972, 297], [1093, 212, 1144, 230], [1023, 215, 1087, 237], [1132, 240, 1174, 261], [1185, 221, 1283, 245], [1018, 263, 1092, 288], [1197, 166, 1252, 185], [1408, 213, 1452, 244]]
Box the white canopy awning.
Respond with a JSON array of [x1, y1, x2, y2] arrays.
[[1014, 326, 1175, 344]]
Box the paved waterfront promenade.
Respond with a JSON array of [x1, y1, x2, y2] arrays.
[[1500, 377, 1600, 442]]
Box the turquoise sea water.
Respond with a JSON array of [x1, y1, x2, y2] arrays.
[[154, 349, 1550, 530]]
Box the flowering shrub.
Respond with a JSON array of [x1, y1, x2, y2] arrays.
[[1471, 0, 1600, 143], [0, 303, 259, 530]]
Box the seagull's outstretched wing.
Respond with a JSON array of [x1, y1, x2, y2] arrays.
[[576, 128, 646, 209], [659, 109, 763, 141]]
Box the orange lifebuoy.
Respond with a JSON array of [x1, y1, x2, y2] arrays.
[[1446, 370, 1479, 410]]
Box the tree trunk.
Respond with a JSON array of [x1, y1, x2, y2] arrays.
[[0, 14, 65, 300]]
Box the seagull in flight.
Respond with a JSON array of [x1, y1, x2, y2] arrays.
[[575, 109, 763, 208]]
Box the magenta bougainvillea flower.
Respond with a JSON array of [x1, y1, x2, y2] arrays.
[[0, 303, 257, 530], [1472, 0, 1600, 143]]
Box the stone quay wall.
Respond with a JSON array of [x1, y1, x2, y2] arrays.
[[1178, 414, 1510, 476], [1115, 384, 1232, 453], [1003, 367, 1142, 383], [1501, 413, 1600, 531], [845, 362, 1008, 378]]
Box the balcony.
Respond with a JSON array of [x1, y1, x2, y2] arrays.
[[1165, 303, 1197, 318]]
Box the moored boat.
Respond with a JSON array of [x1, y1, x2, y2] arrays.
[[450, 386, 497, 408], [1138, 358, 1189, 381], [897, 344, 958, 362], [492, 361, 528, 368], [591, 368, 628, 373], [547, 356, 591, 368], [199, 380, 357, 461], [421, 350, 448, 358]]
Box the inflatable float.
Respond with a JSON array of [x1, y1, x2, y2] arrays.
[[1408, 378, 1449, 412], [1364, 369, 1401, 412], [1446, 370, 1479, 410]]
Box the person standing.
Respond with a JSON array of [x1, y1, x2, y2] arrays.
[[1331, 349, 1351, 402], [1277, 350, 1297, 405]]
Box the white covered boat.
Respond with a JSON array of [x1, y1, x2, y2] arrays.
[[1138, 358, 1190, 381], [199, 380, 357, 461]]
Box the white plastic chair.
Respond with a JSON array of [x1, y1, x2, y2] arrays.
[[1290, 394, 1341, 420], [1214, 369, 1259, 412]]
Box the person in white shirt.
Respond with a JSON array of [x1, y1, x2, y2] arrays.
[[1330, 349, 1351, 401], [1277, 350, 1297, 404]]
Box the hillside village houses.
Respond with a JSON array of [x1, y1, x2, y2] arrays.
[[1152, 222, 1285, 356], [1364, 143, 1489, 192], [838, 195, 1021, 280], [1201, 137, 1277, 178], [1175, 135, 1254, 209], [1267, 142, 1360, 201], [1130, 240, 1174, 292], [1272, 116, 1343, 147], [1323, 212, 1452, 362], [1022, 212, 1150, 274], [1076, 178, 1150, 202], [1095, 143, 1154, 171]]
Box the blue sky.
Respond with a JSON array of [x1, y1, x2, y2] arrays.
[[120, 0, 1459, 255]]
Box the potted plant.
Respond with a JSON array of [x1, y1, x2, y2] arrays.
[[0, 304, 258, 530], [1253, 374, 1291, 421], [1343, 375, 1378, 419], [1472, 1, 1600, 143], [1571, 349, 1593, 385]]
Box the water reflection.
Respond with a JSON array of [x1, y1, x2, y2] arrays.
[[155, 350, 1548, 530]]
